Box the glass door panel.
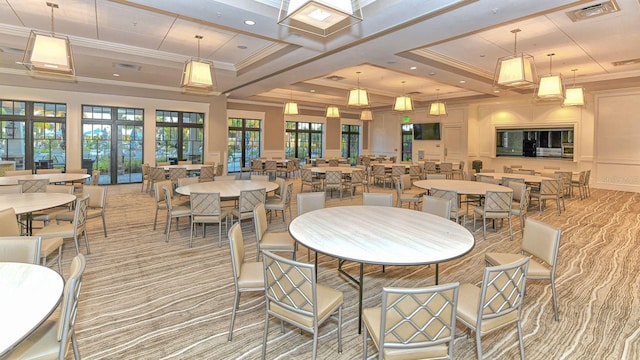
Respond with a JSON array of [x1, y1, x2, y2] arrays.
[[227, 129, 242, 172], [83, 123, 111, 184], [117, 125, 143, 183]]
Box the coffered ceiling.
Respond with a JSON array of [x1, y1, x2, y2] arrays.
[[1, 0, 639, 111]]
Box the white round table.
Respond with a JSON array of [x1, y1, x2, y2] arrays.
[[289, 205, 474, 332], [413, 179, 512, 195], [0, 262, 64, 356], [475, 172, 552, 184], [0, 193, 77, 234], [175, 180, 278, 199], [0, 173, 90, 186], [310, 166, 361, 174]]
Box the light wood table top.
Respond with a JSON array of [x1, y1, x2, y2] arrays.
[[0, 193, 76, 214], [161, 164, 205, 171], [0, 173, 90, 186], [309, 166, 361, 174], [413, 179, 512, 195], [0, 262, 64, 357], [175, 180, 278, 198], [476, 172, 553, 184], [289, 206, 475, 265]]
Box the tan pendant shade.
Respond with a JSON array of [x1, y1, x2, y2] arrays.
[[536, 53, 565, 101], [493, 29, 537, 88], [326, 105, 340, 118], [181, 35, 215, 91], [360, 109, 373, 121], [563, 69, 585, 106]]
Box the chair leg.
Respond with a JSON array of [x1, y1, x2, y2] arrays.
[[101, 215, 107, 237], [262, 312, 270, 359], [83, 230, 90, 254], [475, 330, 483, 360], [228, 290, 240, 341], [551, 278, 559, 321], [517, 320, 525, 360]]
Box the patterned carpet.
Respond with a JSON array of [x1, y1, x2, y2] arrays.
[[49, 178, 640, 359]]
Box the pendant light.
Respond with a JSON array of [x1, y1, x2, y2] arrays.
[[283, 89, 299, 115], [536, 53, 565, 101], [181, 35, 215, 91], [493, 29, 537, 88], [428, 89, 447, 117], [23, 2, 75, 77], [393, 81, 413, 112], [563, 69, 585, 106], [326, 105, 340, 118], [347, 71, 369, 107], [360, 109, 373, 121]]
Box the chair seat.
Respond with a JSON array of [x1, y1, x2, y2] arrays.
[[362, 307, 449, 360], [192, 209, 229, 224], [33, 223, 74, 239], [265, 197, 284, 207], [170, 205, 192, 217], [473, 207, 510, 219], [485, 253, 550, 278], [269, 283, 342, 330], [237, 261, 265, 289], [5, 317, 60, 359], [41, 236, 63, 255], [230, 208, 254, 220], [261, 231, 295, 251], [456, 283, 518, 335], [403, 189, 426, 197]]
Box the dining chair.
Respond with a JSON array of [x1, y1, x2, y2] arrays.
[[253, 203, 296, 261], [477, 175, 499, 185], [301, 168, 322, 192], [227, 223, 265, 341], [501, 177, 525, 188], [456, 257, 530, 360], [486, 218, 562, 321], [345, 169, 364, 197], [215, 175, 237, 181], [162, 186, 191, 243], [278, 160, 295, 178], [34, 194, 90, 255], [5, 169, 32, 176], [554, 171, 573, 198], [265, 181, 293, 225], [251, 159, 263, 174], [36, 168, 62, 174], [452, 160, 464, 180], [32, 184, 75, 226], [261, 250, 343, 360], [231, 188, 266, 228], [324, 170, 344, 199], [199, 165, 215, 182], [394, 175, 424, 209], [148, 166, 167, 193], [372, 164, 390, 188], [178, 176, 199, 187], [250, 174, 270, 182], [530, 179, 562, 215], [429, 188, 465, 224], [190, 192, 229, 247], [141, 163, 150, 192], [56, 185, 108, 237], [0, 184, 22, 193], [391, 165, 406, 188], [508, 181, 531, 231], [362, 192, 393, 207], [473, 190, 514, 240], [426, 174, 447, 180], [0, 236, 41, 264], [439, 162, 453, 179], [328, 159, 339, 167], [571, 171, 587, 200], [362, 283, 460, 360], [66, 168, 88, 194], [153, 180, 173, 230], [18, 178, 49, 193], [90, 170, 100, 186], [584, 169, 591, 197], [4, 254, 86, 360], [296, 192, 325, 261], [423, 161, 437, 178], [263, 160, 278, 180], [168, 167, 187, 189], [422, 195, 452, 219]]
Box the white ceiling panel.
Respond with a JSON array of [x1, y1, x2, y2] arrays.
[[8, 0, 97, 38]]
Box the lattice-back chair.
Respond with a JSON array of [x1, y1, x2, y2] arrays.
[[363, 283, 460, 360], [456, 257, 530, 360], [346, 169, 364, 197], [66, 168, 88, 194], [508, 181, 531, 231], [251, 158, 263, 174], [231, 188, 266, 228], [254, 202, 296, 261], [423, 161, 437, 177], [162, 186, 191, 243], [531, 179, 562, 215], [149, 167, 167, 193], [168, 167, 187, 189], [554, 171, 573, 198], [190, 192, 229, 247], [409, 164, 422, 183], [486, 218, 562, 321], [199, 166, 215, 182], [439, 162, 453, 179], [324, 170, 344, 199], [18, 178, 49, 193], [473, 190, 514, 240], [391, 165, 406, 188], [263, 160, 278, 180], [227, 223, 265, 341], [372, 164, 390, 188], [265, 181, 293, 225], [429, 188, 464, 224], [261, 250, 343, 360], [3, 254, 87, 360], [141, 164, 150, 192], [301, 168, 322, 192], [34, 194, 90, 255], [216, 163, 224, 176], [278, 160, 295, 178]]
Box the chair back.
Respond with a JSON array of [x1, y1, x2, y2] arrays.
[[502, 177, 524, 187], [150, 167, 166, 181], [503, 166, 513, 173], [478, 176, 499, 185], [328, 159, 339, 167], [362, 193, 393, 207], [372, 164, 386, 176], [178, 177, 199, 187], [297, 192, 325, 215], [423, 161, 437, 174], [400, 174, 412, 190], [162, 187, 174, 211], [422, 195, 452, 219], [477, 257, 529, 324], [426, 174, 446, 180], [439, 162, 453, 173], [57, 254, 86, 353], [325, 171, 342, 185], [216, 164, 224, 176], [199, 166, 215, 182], [264, 160, 277, 172], [409, 165, 421, 177], [429, 188, 459, 213], [190, 192, 222, 217], [154, 180, 173, 204], [540, 179, 561, 195], [271, 177, 285, 197], [169, 168, 187, 181], [483, 191, 513, 213], [251, 175, 270, 182], [262, 250, 317, 320], [391, 165, 405, 177], [378, 283, 459, 357], [215, 175, 237, 181], [282, 182, 293, 206], [73, 194, 90, 236], [5, 170, 32, 176], [0, 236, 41, 263], [36, 168, 62, 174], [251, 159, 263, 172], [83, 185, 106, 209], [238, 188, 266, 213], [522, 219, 562, 268], [90, 170, 100, 185], [301, 168, 313, 182], [508, 181, 525, 203], [253, 203, 268, 241], [228, 223, 246, 282], [18, 178, 49, 193], [0, 185, 22, 194], [350, 169, 363, 184], [0, 208, 21, 236]]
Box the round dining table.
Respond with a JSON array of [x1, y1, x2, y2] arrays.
[[175, 180, 278, 199], [289, 205, 474, 333], [0, 192, 77, 234], [413, 179, 512, 195], [0, 262, 64, 357], [475, 172, 553, 184], [161, 164, 206, 172], [0, 173, 90, 186], [309, 166, 361, 175]]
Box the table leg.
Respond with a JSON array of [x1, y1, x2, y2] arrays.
[[337, 261, 365, 334], [435, 263, 439, 285]]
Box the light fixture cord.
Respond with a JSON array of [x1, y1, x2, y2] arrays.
[[50, 4, 55, 36]]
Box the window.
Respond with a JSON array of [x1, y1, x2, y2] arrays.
[[341, 124, 360, 164], [156, 110, 204, 164], [227, 118, 261, 172], [401, 124, 413, 162], [285, 121, 323, 160], [0, 101, 26, 170], [82, 105, 144, 184]]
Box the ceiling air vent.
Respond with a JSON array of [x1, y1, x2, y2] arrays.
[[325, 75, 346, 81], [566, 0, 620, 22], [407, 91, 423, 95], [113, 63, 141, 71], [612, 58, 640, 66]]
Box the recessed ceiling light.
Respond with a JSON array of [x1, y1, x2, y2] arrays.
[[429, 72, 436, 76], [410, 66, 417, 70], [459, 80, 466, 84], [237, 45, 248, 50], [113, 73, 120, 77], [494, 90, 500, 93], [244, 20, 255, 26], [310, 89, 316, 93]]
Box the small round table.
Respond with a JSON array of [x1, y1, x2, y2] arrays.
[[175, 180, 278, 199], [0, 262, 64, 356], [0, 173, 90, 186]]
